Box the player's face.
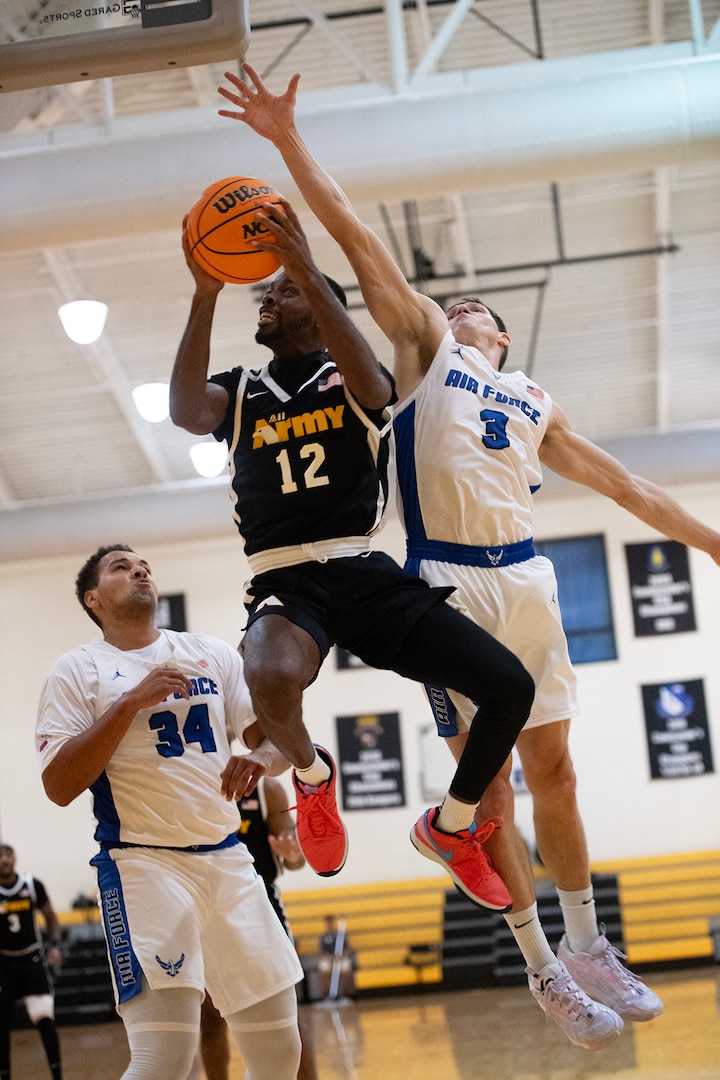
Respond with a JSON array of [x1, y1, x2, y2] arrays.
[[446, 299, 495, 334], [255, 274, 315, 348], [445, 299, 509, 361], [0, 847, 16, 884], [87, 550, 158, 622]]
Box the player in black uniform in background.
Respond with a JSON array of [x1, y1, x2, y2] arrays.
[[0, 843, 63, 1080], [193, 777, 318, 1080], [171, 198, 535, 909]]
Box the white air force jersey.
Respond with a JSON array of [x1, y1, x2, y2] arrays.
[[36, 630, 255, 848], [393, 330, 553, 548]]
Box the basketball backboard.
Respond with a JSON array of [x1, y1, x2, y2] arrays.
[[0, 0, 249, 94]]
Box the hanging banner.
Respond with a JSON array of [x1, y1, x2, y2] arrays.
[[625, 540, 696, 636], [335, 712, 405, 811], [641, 679, 714, 779]]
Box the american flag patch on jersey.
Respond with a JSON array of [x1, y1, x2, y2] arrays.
[[526, 384, 544, 399], [319, 372, 343, 391]]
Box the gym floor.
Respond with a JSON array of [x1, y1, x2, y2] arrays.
[[9, 964, 720, 1079]]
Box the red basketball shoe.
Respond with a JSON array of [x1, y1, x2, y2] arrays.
[[293, 746, 348, 877], [411, 808, 511, 910]]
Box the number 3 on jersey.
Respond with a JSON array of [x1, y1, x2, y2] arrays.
[[149, 703, 218, 758], [276, 443, 330, 494], [479, 408, 510, 450]]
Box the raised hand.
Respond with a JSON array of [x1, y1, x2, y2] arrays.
[[249, 197, 317, 280], [218, 63, 301, 144], [181, 213, 224, 295]]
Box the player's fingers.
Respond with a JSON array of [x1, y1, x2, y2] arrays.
[[221, 759, 256, 800]]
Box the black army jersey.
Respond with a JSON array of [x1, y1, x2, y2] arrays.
[[237, 780, 291, 935], [211, 352, 394, 557], [237, 785, 278, 888], [0, 874, 47, 955]]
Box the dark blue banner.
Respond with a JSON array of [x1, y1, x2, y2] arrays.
[[641, 679, 714, 779]]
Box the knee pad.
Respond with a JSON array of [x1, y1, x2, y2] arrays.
[[24, 994, 54, 1024], [226, 986, 300, 1080], [118, 984, 202, 1080]]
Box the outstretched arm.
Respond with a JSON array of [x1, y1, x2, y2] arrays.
[[252, 198, 392, 409], [218, 65, 447, 398], [170, 217, 231, 435], [540, 403, 720, 564]]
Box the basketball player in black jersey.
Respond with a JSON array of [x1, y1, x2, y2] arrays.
[[172, 196, 535, 910], [0, 844, 63, 1080]]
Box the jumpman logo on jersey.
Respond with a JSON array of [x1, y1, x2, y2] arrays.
[[155, 953, 185, 977], [112, 669, 127, 680], [451, 344, 501, 378]]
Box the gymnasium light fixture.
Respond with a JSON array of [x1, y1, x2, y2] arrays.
[[190, 442, 227, 478], [58, 300, 108, 344], [132, 383, 170, 423]]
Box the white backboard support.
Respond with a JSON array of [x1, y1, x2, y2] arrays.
[[0, 0, 249, 93]]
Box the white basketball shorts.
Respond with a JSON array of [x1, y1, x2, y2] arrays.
[[94, 843, 303, 1017], [418, 553, 580, 733]]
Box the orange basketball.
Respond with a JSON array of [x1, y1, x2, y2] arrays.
[[186, 176, 283, 284]]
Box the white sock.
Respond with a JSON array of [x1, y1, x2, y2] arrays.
[[295, 750, 331, 788], [505, 903, 556, 971], [556, 885, 599, 953], [435, 794, 476, 834]]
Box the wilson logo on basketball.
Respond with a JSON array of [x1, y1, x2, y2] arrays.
[[186, 175, 283, 284], [212, 184, 277, 213]]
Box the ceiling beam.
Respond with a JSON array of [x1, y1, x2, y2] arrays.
[[1, 43, 718, 251]]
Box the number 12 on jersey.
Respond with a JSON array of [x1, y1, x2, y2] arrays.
[[276, 443, 330, 493]]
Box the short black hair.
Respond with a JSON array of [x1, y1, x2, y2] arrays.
[[323, 275, 347, 309], [75, 544, 134, 627], [447, 297, 510, 371], [0, 844, 14, 855]]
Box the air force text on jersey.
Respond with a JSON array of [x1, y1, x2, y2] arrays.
[[445, 368, 542, 426]]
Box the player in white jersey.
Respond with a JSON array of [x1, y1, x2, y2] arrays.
[[36, 545, 303, 1080], [393, 330, 578, 734], [225, 64, 720, 1051]]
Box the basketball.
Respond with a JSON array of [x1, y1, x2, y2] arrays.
[[186, 176, 284, 284]]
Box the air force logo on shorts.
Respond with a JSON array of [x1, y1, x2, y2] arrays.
[[155, 953, 185, 977], [426, 685, 459, 737]]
